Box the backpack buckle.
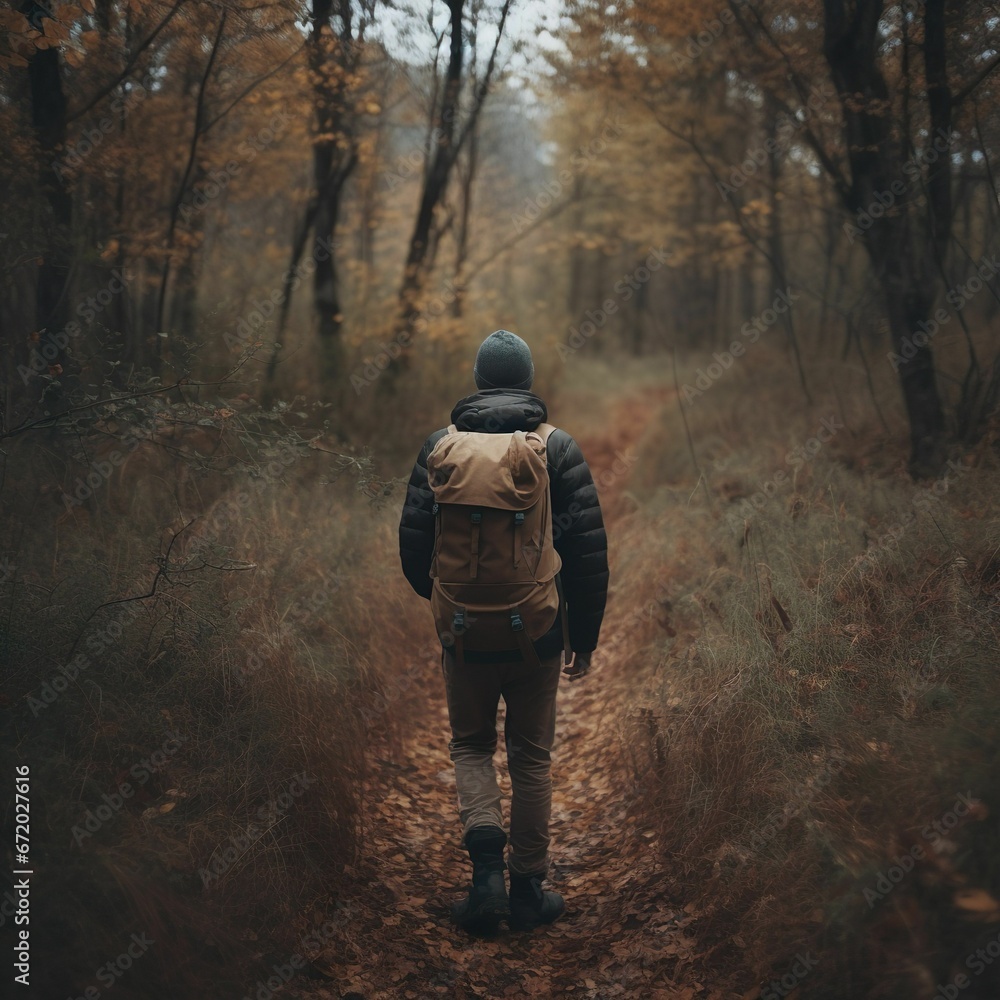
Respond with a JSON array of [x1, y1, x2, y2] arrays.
[[432, 503, 439, 515], [453, 611, 465, 632], [471, 510, 482, 523], [510, 611, 524, 632], [514, 512, 525, 525]]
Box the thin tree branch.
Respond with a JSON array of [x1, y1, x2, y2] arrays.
[[67, 0, 185, 123], [726, 0, 852, 206], [2, 355, 254, 441], [459, 193, 574, 285], [156, 8, 228, 332], [61, 518, 194, 666], [953, 50, 1000, 108], [452, 0, 511, 161], [202, 42, 305, 134]]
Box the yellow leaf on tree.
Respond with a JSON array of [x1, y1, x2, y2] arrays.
[[953, 889, 1000, 914], [54, 4, 83, 23], [43, 18, 71, 41], [0, 10, 29, 30]]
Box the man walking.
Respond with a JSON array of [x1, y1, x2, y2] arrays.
[[398, 330, 609, 933]]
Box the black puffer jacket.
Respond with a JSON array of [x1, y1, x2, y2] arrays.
[[398, 388, 609, 662]]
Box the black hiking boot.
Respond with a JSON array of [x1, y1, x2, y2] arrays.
[[450, 825, 509, 933], [508, 870, 565, 931]]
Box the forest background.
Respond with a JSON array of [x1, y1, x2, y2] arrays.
[[3, 2, 1000, 998]]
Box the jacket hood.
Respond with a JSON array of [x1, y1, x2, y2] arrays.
[[450, 388, 548, 433]]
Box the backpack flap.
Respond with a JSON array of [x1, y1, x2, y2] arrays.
[[427, 431, 547, 510]]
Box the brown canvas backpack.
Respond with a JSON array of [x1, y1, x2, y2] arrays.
[[426, 423, 570, 667]]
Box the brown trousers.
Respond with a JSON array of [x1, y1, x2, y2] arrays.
[[440, 648, 562, 875]]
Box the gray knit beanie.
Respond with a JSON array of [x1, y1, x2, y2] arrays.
[[473, 330, 534, 390]]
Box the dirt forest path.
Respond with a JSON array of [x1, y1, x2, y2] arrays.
[[302, 387, 740, 1000]]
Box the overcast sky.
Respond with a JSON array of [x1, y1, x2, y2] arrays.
[[375, 0, 571, 97]]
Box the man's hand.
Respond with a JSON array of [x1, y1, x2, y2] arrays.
[[562, 651, 592, 682]]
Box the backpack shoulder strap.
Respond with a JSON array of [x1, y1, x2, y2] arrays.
[[534, 422, 557, 445], [533, 421, 569, 661]]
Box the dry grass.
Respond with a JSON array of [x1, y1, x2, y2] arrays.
[[595, 347, 1000, 999], [0, 425, 419, 997], [4, 341, 999, 998]]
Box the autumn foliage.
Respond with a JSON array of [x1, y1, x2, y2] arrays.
[[3, 1, 1000, 998]]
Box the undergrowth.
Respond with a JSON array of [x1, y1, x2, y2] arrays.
[[601, 349, 1000, 1000]]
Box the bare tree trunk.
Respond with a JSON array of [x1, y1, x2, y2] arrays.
[[26, 37, 72, 347], [355, 70, 390, 332], [449, 4, 480, 319], [155, 10, 226, 337], [396, 0, 465, 345], [267, 0, 359, 388], [313, 144, 347, 348], [386, 0, 511, 376], [823, 0, 946, 474], [818, 191, 838, 346], [451, 127, 478, 319], [766, 114, 811, 402]]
